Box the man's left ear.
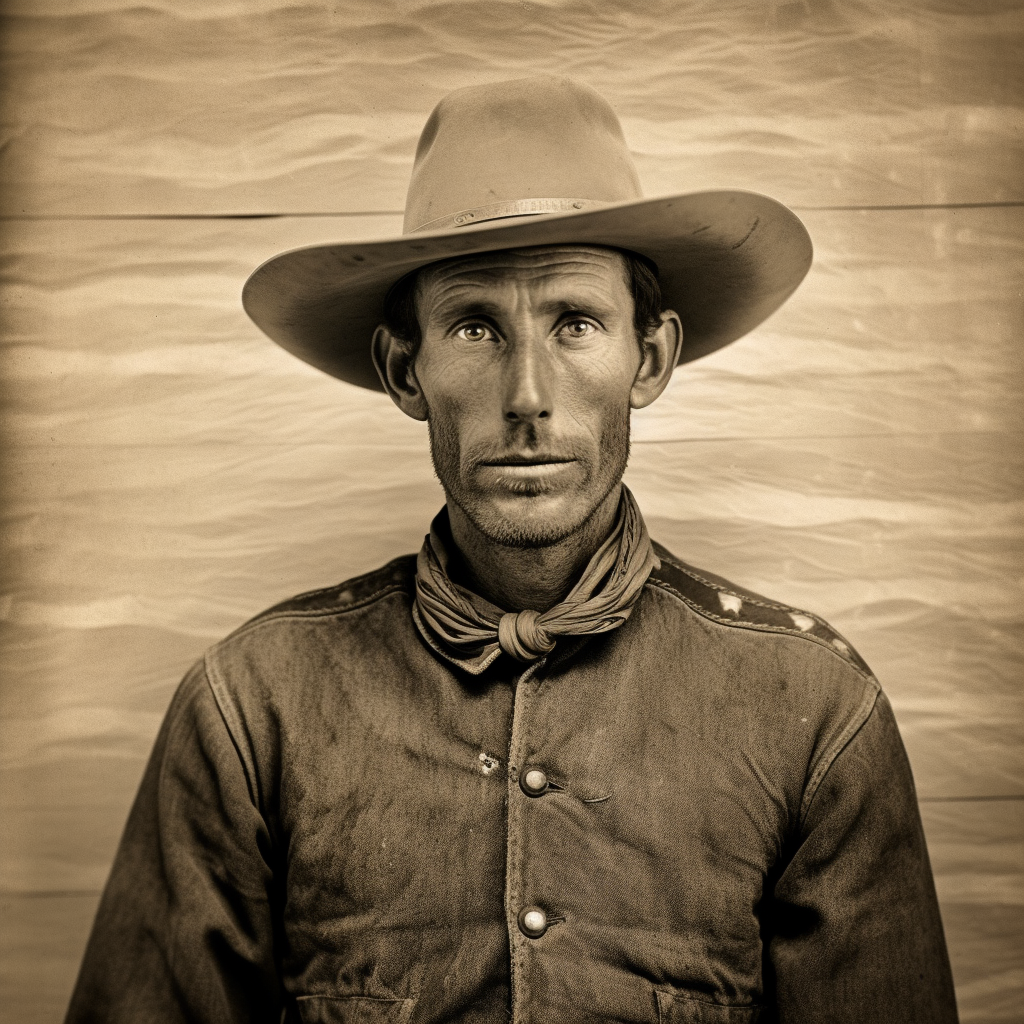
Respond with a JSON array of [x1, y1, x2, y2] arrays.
[[630, 310, 683, 410]]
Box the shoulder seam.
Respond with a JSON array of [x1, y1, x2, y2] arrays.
[[657, 551, 832, 623], [203, 651, 260, 807], [800, 681, 881, 825], [202, 579, 410, 786], [274, 556, 412, 607], [645, 577, 876, 685], [216, 582, 408, 647]]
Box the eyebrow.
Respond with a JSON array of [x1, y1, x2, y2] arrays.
[[424, 295, 506, 327], [425, 288, 622, 329]]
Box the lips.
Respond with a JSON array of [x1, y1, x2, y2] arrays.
[[476, 455, 579, 490], [480, 454, 575, 467]]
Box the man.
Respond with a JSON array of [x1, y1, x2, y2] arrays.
[[67, 77, 957, 1022]]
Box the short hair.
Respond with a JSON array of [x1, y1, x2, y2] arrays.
[[381, 247, 663, 349]]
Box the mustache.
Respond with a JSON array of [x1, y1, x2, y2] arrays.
[[461, 439, 589, 468], [458, 421, 590, 468]]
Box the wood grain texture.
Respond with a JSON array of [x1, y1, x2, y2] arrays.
[[1, 1, 1021, 1020], [2, 207, 1021, 448], [2, 0, 1022, 215], [0, 894, 99, 1024], [925, 800, 1024, 1022]]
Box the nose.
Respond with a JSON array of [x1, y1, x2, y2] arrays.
[[502, 330, 552, 423]]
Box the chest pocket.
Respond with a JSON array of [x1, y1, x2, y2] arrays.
[[295, 996, 417, 1024], [656, 990, 762, 1024]]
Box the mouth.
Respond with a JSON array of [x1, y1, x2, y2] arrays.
[[480, 456, 576, 475], [480, 454, 576, 467], [476, 455, 579, 489]]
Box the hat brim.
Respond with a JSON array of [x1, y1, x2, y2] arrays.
[[242, 190, 812, 391]]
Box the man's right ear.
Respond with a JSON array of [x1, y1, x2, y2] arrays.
[[371, 325, 429, 421]]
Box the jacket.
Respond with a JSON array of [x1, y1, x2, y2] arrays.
[[66, 540, 958, 1023]]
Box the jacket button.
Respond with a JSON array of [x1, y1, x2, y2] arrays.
[[519, 766, 549, 796], [518, 906, 548, 938]]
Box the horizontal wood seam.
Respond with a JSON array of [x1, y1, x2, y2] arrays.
[[2, 201, 1022, 222]]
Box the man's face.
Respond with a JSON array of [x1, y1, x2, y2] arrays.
[[410, 246, 642, 548]]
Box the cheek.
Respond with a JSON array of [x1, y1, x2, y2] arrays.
[[423, 391, 495, 478], [564, 354, 637, 431], [420, 369, 512, 463], [574, 329, 639, 387], [423, 392, 486, 465], [417, 347, 491, 420], [424, 393, 462, 446]]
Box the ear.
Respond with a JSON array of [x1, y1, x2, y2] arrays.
[[630, 310, 683, 410], [372, 325, 428, 421]]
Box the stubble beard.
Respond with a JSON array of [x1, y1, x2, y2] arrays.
[[426, 405, 632, 549]]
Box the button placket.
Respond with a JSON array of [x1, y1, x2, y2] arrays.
[[504, 657, 548, 1024]]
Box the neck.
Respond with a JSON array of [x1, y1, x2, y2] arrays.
[[445, 485, 623, 611]]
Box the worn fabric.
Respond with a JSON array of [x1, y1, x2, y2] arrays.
[[415, 486, 659, 666], [66, 539, 958, 1024]]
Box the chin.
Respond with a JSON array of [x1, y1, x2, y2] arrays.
[[454, 488, 610, 549]]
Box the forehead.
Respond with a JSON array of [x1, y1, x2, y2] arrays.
[[414, 245, 630, 302]]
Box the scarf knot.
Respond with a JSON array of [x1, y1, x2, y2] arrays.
[[498, 609, 555, 662], [413, 486, 659, 668]]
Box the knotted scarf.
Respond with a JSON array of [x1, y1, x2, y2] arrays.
[[414, 486, 660, 665]]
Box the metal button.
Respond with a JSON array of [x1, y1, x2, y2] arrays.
[[519, 766, 549, 797], [518, 905, 548, 938]]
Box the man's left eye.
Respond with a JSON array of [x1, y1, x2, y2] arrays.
[[561, 319, 596, 338]]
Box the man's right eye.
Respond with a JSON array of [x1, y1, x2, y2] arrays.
[[455, 324, 493, 342]]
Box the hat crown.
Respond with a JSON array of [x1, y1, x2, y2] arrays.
[[403, 76, 644, 233]]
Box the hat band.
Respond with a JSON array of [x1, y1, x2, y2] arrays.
[[410, 197, 609, 234]]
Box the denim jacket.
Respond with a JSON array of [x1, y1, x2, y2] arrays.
[[66, 541, 958, 1023]]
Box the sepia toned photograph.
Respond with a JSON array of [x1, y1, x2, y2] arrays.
[[0, 2, 1021, 1021]]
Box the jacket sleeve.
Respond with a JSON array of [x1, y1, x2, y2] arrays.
[[767, 690, 959, 1023], [65, 659, 282, 1023]]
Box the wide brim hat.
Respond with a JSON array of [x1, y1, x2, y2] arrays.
[[243, 76, 812, 391]]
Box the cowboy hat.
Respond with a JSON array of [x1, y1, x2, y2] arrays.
[[243, 76, 812, 391]]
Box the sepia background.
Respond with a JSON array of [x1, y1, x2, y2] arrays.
[[0, 1, 1021, 1020]]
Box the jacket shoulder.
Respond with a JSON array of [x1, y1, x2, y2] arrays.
[[648, 540, 874, 680], [226, 553, 416, 636]]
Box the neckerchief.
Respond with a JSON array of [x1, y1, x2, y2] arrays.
[[414, 485, 660, 667]]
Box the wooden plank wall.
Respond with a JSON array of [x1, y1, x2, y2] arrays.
[[1, 2, 1021, 1020]]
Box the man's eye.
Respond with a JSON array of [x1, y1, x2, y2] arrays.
[[561, 319, 596, 338], [455, 324, 493, 342]]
